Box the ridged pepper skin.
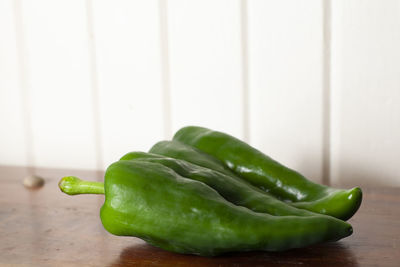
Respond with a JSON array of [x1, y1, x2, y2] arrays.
[[172, 126, 362, 221], [121, 151, 319, 217], [100, 160, 352, 256], [149, 140, 234, 176]]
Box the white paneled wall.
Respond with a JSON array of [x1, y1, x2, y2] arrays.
[[248, 0, 324, 183], [91, 0, 165, 169], [0, 0, 399, 186], [20, 0, 98, 169], [168, 0, 244, 138], [0, 0, 28, 166], [331, 0, 400, 186]]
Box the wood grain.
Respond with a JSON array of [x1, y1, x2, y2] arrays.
[[0, 166, 399, 266]]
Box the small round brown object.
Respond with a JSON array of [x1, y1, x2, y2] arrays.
[[23, 175, 45, 189]]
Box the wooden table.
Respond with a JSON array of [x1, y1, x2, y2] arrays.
[[0, 166, 399, 266]]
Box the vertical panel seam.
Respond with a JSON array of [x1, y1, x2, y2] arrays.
[[14, 0, 35, 170], [322, 0, 332, 186], [86, 0, 103, 172], [240, 0, 250, 142], [159, 0, 172, 139]]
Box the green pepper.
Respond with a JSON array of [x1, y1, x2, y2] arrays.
[[172, 126, 362, 221], [59, 160, 352, 256], [121, 151, 317, 217]]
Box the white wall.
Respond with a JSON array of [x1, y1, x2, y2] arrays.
[[0, 0, 399, 186], [330, 0, 400, 187]]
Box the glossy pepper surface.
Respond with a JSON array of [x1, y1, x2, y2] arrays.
[[121, 151, 318, 217], [59, 159, 352, 256], [172, 126, 362, 221]]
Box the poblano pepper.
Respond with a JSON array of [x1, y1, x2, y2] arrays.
[[59, 159, 352, 256], [172, 126, 362, 221], [121, 151, 317, 217]]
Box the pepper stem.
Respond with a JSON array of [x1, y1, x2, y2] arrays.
[[58, 176, 104, 195]]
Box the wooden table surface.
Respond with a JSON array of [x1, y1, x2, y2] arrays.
[[0, 166, 399, 266]]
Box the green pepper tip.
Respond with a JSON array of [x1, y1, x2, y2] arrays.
[[346, 187, 362, 208], [348, 225, 353, 235], [347, 187, 362, 218], [349, 187, 362, 199]]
